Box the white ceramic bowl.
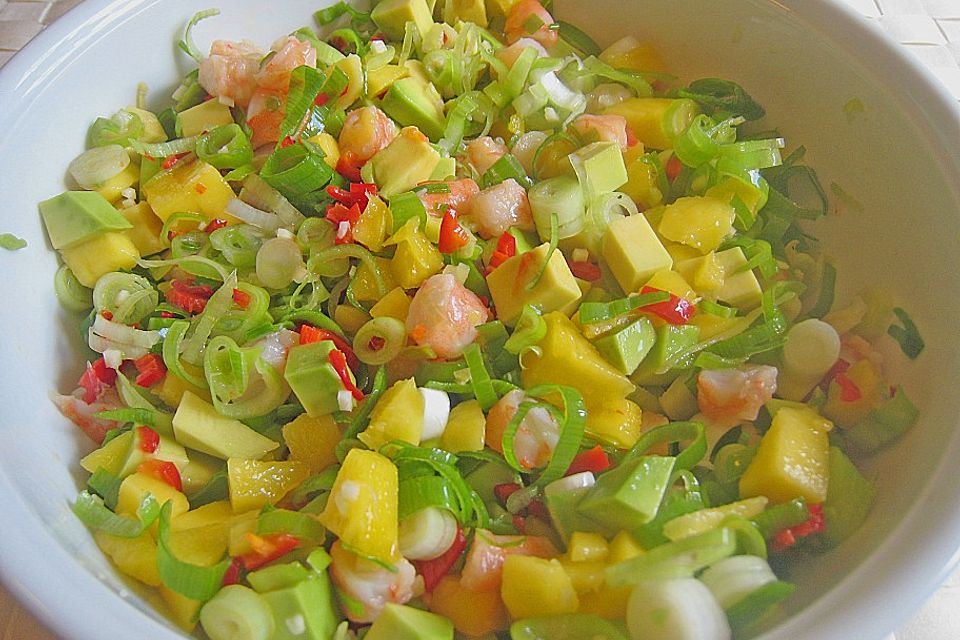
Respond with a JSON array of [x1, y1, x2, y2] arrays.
[[0, 1, 958, 638]]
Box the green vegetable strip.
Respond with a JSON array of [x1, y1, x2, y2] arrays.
[[256, 507, 326, 542], [440, 93, 481, 154], [196, 124, 253, 170], [580, 56, 654, 97], [180, 272, 238, 365], [162, 320, 210, 389], [556, 20, 601, 56], [95, 408, 156, 427], [525, 213, 559, 291], [398, 475, 460, 520], [464, 343, 499, 410], [623, 421, 707, 471], [54, 265, 93, 312], [503, 305, 546, 355], [279, 65, 327, 140], [749, 497, 809, 539], [844, 386, 919, 453], [89, 109, 144, 148], [481, 154, 533, 189], [87, 469, 122, 510], [526, 384, 587, 489], [343, 366, 387, 441], [579, 290, 670, 324], [726, 581, 796, 632], [309, 244, 386, 299], [0, 233, 27, 250], [605, 527, 737, 586], [72, 491, 160, 538], [887, 307, 925, 359], [157, 502, 230, 601], [189, 470, 229, 509], [721, 515, 768, 559], [129, 136, 198, 158], [314, 1, 370, 26], [807, 261, 836, 318], [177, 9, 220, 62], [261, 141, 334, 202]]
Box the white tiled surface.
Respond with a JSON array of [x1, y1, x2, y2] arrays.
[[0, 0, 958, 639]]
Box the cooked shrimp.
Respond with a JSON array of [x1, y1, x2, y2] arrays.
[[484, 389, 561, 470], [255, 328, 299, 374], [198, 39, 264, 108], [571, 114, 630, 149], [254, 36, 317, 91], [697, 365, 778, 428], [338, 106, 400, 166], [406, 273, 488, 360], [53, 387, 123, 444], [417, 178, 480, 217], [496, 37, 548, 68], [466, 136, 508, 176], [465, 178, 534, 239], [329, 541, 418, 623], [504, 0, 559, 49], [246, 88, 286, 148], [510, 130, 549, 175], [460, 529, 558, 592]]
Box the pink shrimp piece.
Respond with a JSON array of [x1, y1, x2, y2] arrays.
[[198, 39, 264, 108], [338, 106, 400, 165], [254, 36, 317, 91], [465, 178, 534, 239], [504, 0, 559, 49], [496, 37, 548, 68], [697, 365, 778, 428], [571, 114, 630, 150], [53, 387, 123, 445], [466, 136, 509, 176], [417, 178, 481, 217], [406, 274, 489, 360], [460, 529, 558, 592], [329, 541, 418, 623], [246, 88, 286, 148], [484, 389, 561, 470]]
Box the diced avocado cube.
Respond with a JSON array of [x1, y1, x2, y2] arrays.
[[370, 126, 442, 197], [177, 99, 234, 138], [569, 141, 628, 199], [61, 231, 140, 288], [632, 323, 701, 384], [676, 247, 762, 309], [822, 446, 875, 547], [117, 428, 189, 478], [172, 391, 279, 460], [248, 562, 311, 593], [39, 191, 133, 250], [283, 340, 349, 417], [443, 0, 488, 27], [578, 456, 676, 532], [371, 0, 434, 41], [487, 243, 582, 327], [261, 574, 340, 640], [593, 316, 656, 375], [379, 76, 446, 141], [602, 214, 673, 293], [365, 603, 454, 640], [80, 430, 134, 475], [429, 156, 457, 181], [545, 481, 606, 544]]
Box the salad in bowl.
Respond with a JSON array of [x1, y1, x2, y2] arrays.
[[27, 0, 933, 639]]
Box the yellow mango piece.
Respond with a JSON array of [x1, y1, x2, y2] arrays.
[[352, 195, 393, 252], [158, 586, 202, 632], [600, 37, 667, 74], [179, 451, 224, 496], [823, 358, 884, 427], [94, 530, 161, 586], [359, 378, 425, 450], [621, 148, 664, 210], [577, 585, 632, 620], [167, 521, 229, 566], [171, 501, 233, 532], [740, 407, 833, 504], [688, 313, 741, 342], [386, 219, 444, 289], [177, 100, 234, 137], [143, 158, 239, 224], [662, 496, 768, 541], [559, 559, 606, 594], [522, 312, 635, 412], [331, 54, 364, 110], [117, 472, 189, 520], [604, 98, 698, 150], [282, 413, 342, 474], [353, 256, 399, 302], [96, 159, 140, 203], [676, 247, 762, 309], [429, 576, 510, 637], [80, 430, 134, 475], [367, 64, 410, 98], [121, 201, 165, 257], [486, 242, 583, 327], [658, 196, 735, 254], [706, 175, 766, 217], [567, 531, 609, 563], [691, 251, 725, 292], [61, 231, 140, 288], [126, 107, 168, 143], [370, 286, 412, 321], [227, 458, 310, 513], [155, 362, 212, 407], [306, 132, 340, 169], [608, 530, 644, 564], [644, 269, 697, 301], [334, 304, 371, 334], [228, 510, 259, 556], [318, 449, 400, 562], [440, 399, 486, 453], [501, 556, 579, 620], [585, 397, 643, 449]]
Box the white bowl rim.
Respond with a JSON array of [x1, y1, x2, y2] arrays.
[[0, 1, 958, 640]]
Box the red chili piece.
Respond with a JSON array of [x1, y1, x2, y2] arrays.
[[568, 260, 602, 282], [325, 202, 363, 245], [232, 288, 251, 309], [221, 557, 244, 586], [665, 154, 683, 181], [313, 92, 330, 107], [161, 152, 190, 170], [299, 325, 361, 374], [137, 459, 183, 492], [413, 525, 467, 593], [835, 370, 862, 402], [625, 126, 640, 148], [328, 349, 364, 401], [772, 503, 825, 552], [280, 135, 297, 148], [640, 286, 695, 325], [336, 151, 363, 182], [136, 426, 161, 453], [566, 445, 611, 476], [77, 358, 118, 404], [134, 353, 167, 388], [204, 218, 229, 233], [165, 280, 216, 314], [486, 232, 517, 274], [239, 533, 301, 571], [494, 483, 522, 506], [438, 208, 471, 254]]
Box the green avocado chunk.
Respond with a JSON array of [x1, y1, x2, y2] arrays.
[[370, 127, 442, 197], [283, 340, 346, 417], [39, 191, 132, 250], [594, 316, 657, 375], [631, 323, 701, 384], [261, 574, 340, 640], [248, 562, 311, 593], [171, 391, 279, 460], [364, 603, 455, 640], [578, 455, 676, 533], [371, 0, 434, 42], [379, 76, 446, 141]]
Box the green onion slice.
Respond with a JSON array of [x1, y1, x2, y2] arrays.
[[72, 491, 160, 538], [157, 501, 230, 601]]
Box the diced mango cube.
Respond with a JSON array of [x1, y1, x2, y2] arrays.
[[158, 586, 202, 632], [94, 530, 161, 586], [567, 531, 609, 563], [676, 247, 762, 309], [353, 256, 398, 302], [644, 269, 696, 301], [607, 530, 644, 564], [282, 413, 342, 474], [386, 219, 444, 289], [429, 576, 510, 637], [117, 472, 189, 521], [227, 458, 310, 513], [585, 397, 643, 449], [121, 202, 165, 257], [155, 362, 212, 406], [486, 242, 583, 327], [440, 399, 486, 453], [177, 100, 234, 137], [501, 556, 579, 619], [95, 160, 140, 203], [352, 195, 392, 252], [306, 132, 340, 169], [370, 286, 412, 321], [658, 196, 735, 254], [823, 358, 884, 427], [359, 378, 424, 450], [143, 158, 239, 223], [61, 231, 140, 288]]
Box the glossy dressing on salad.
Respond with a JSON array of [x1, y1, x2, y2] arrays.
[[40, 1, 925, 639]]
